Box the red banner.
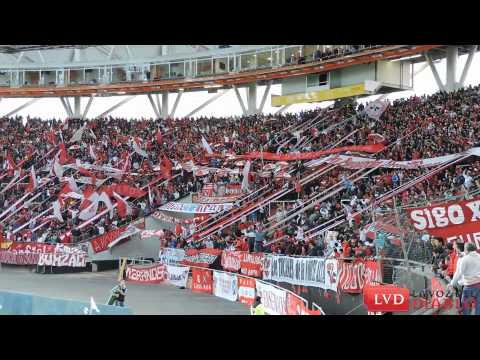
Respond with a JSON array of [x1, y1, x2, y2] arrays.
[[9, 242, 56, 253], [225, 184, 241, 195], [125, 263, 167, 284], [90, 226, 128, 253], [233, 144, 385, 161], [408, 196, 480, 246], [191, 268, 213, 294], [237, 276, 256, 305], [240, 252, 264, 278], [364, 260, 383, 287], [338, 260, 366, 294], [221, 250, 243, 272], [0, 250, 39, 265], [287, 293, 308, 315], [181, 248, 222, 268]]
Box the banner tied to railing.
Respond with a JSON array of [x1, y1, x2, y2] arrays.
[[159, 202, 233, 214]]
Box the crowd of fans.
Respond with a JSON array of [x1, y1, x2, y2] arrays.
[[2, 84, 480, 271], [164, 85, 480, 265]]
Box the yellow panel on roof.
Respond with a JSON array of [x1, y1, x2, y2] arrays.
[[271, 83, 366, 106]]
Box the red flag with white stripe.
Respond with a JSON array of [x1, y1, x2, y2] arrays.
[[113, 192, 131, 219], [26, 166, 38, 193]]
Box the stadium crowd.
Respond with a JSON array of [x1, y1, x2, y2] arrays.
[[1, 84, 480, 271]]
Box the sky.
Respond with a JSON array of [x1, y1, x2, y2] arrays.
[[0, 52, 478, 120]]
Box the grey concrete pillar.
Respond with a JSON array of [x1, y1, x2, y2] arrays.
[[91, 263, 99, 272], [161, 92, 169, 118], [74, 97, 81, 118], [247, 83, 257, 115], [446, 46, 458, 92]]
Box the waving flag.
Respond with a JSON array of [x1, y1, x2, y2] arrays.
[[53, 154, 64, 179], [201, 136, 213, 154], [148, 186, 154, 206], [160, 155, 173, 179], [241, 161, 251, 191], [156, 131, 163, 144], [67, 177, 80, 194], [113, 192, 131, 219], [133, 137, 148, 158], [26, 166, 38, 193], [98, 192, 114, 219], [6, 152, 16, 175], [78, 196, 99, 221], [59, 143, 69, 165], [89, 145, 97, 161], [52, 200, 64, 222], [70, 124, 87, 143]]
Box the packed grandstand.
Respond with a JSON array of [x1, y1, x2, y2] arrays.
[[1, 83, 480, 315]]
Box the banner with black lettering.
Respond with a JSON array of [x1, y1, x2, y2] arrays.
[[263, 255, 325, 288], [213, 271, 238, 302], [166, 265, 190, 288], [158, 248, 185, 265], [125, 263, 167, 284]]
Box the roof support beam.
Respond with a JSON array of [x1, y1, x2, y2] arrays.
[[424, 52, 446, 92], [458, 45, 478, 87], [185, 90, 228, 118], [233, 85, 247, 115], [258, 81, 272, 114], [125, 45, 132, 59], [446, 46, 458, 92], [169, 90, 183, 118], [82, 95, 94, 119], [65, 97, 74, 118], [2, 98, 39, 117], [161, 92, 168, 118], [60, 97, 73, 118], [96, 96, 135, 118], [37, 50, 45, 64], [73, 96, 81, 118], [147, 94, 161, 119], [155, 93, 162, 115]]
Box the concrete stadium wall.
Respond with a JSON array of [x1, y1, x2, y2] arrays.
[[0, 290, 132, 315]]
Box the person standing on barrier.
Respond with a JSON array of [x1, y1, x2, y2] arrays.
[[251, 296, 266, 315], [449, 242, 480, 315]]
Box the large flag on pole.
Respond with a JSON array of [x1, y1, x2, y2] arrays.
[[89, 145, 97, 161], [70, 124, 87, 143], [52, 200, 64, 222], [98, 192, 114, 219], [53, 154, 64, 179], [201, 136, 213, 154], [113, 192, 131, 219], [78, 198, 99, 221], [241, 161, 251, 192], [26, 166, 38, 193]]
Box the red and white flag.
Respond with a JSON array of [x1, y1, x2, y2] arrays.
[[89, 145, 97, 161], [113, 192, 131, 219], [132, 137, 148, 158], [98, 191, 114, 219], [67, 177, 80, 194], [53, 154, 64, 179], [52, 200, 64, 222], [78, 197, 99, 221], [26, 166, 38, 193], [201, 136, 213, 154], [70, 124, 87, 143]]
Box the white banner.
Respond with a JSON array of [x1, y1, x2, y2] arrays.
[[213, 271, 238, 302], [158, 248, 185, 265], [37, 252, 87, 267], [306, 147, 480, 170], [255, 281, 287, 315], [324, 258, 339, 292], [166, 265, 190, 288], [263, 255, 325, 288], [159, 202, 233, 214]]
